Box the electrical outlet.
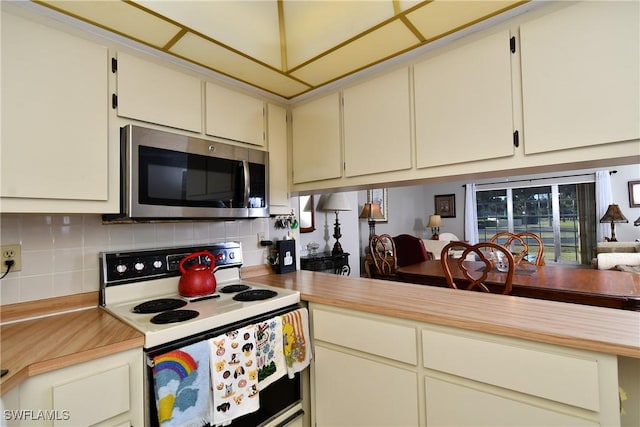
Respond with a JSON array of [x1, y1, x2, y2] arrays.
[[257, 232, 265, 246], [1, 244, 22, 273]]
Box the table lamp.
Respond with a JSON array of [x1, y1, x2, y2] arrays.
[[359, 202, 385, 239], [322, 193, 352, 255], [427, 214, 442, 240], [599, 203, 628, 241]]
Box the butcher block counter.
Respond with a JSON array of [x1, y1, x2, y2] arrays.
[[245, 270, 640, 358], [0, 292, 143, 396]]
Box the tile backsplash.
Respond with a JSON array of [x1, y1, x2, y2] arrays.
[[0, 213, 269, 305]]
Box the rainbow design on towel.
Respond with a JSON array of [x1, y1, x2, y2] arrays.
[[152, 342, 211, 426], [154, 350, 198, 380]]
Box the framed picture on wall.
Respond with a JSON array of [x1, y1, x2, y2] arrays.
[[629, 181, 640, 207], [367, 188, 388, 222], [435, 194, 456, 218]]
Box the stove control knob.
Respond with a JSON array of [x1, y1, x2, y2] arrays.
[[228, 251, 235, 259], [152, 260, 163, 269], [134, 262, 145, 272], [115, 264, 127, 274]]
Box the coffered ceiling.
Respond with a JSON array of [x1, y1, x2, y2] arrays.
[[34, 0, 530, 100]]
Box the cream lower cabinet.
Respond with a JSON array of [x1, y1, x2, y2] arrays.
[[4, 348, 143, 427], [311, 304, 419, 426], [1, 8, 115, 213], [519, 1, 639, 155], [309, 303, 624, 426]]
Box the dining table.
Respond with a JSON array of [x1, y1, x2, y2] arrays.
[[396, 260, 640, 311]]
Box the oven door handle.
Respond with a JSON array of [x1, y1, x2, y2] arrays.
[[242, 160, 250, 208], [276, 409, 305, 427]]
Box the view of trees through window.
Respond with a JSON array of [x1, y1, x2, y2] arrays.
[[476, 183, 596, 264]]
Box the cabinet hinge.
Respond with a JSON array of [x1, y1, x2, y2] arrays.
[[112, 94, 118, 109], [111, 57, 117, 73], [510, 36, 516, 54], [513, 130, 520, 148]]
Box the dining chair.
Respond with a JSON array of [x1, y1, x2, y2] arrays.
[[490, 231, 545, 266], [440, 241, 515, 294], [369, 234, 398, 280], [393, 234, 432, 267]]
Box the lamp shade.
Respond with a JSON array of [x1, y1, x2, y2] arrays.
[[322, 193, 351, 211], [599, 204, 628, 223], [359, 202, 384, 220], [427, 214, 442, 228]]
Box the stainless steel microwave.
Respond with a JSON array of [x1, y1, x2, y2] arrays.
[[107, 125, 268, 221]]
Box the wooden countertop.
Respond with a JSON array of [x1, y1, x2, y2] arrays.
[[246, 270, 640, 359], [0, 293, 144, 396]]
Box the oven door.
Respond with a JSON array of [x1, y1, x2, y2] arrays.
[[145, 305, 303, 427]]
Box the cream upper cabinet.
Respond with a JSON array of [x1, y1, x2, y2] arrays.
[[291, 92, 342, 184], [115, 51, 202, 133], [414, 29, 515, 169], [205, 82, 265, 146], [343, 68, 412, 177], [267, 103, 290, 215], [1, 9, 111, 211], [519, 1, 640, 154]]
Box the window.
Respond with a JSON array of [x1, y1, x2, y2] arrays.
[[476, 182, 595, 264]]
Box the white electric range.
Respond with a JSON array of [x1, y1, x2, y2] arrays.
[[100, 242, 300, 349]]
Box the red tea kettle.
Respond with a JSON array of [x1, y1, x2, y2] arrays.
[[178, 251, 218, 297]]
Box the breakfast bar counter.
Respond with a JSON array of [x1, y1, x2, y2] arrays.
[[246, 270, 640, 358]]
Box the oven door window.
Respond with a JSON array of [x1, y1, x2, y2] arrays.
[[139, 146, 245, 208]]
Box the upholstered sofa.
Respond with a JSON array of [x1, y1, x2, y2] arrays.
[[592, 242, 640, 271]]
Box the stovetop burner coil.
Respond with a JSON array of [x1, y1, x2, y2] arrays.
[[150, 309, 199, 324], [232, 289, 278, 301], [218, 284, 251, 293], [132, 298, 187, 313]]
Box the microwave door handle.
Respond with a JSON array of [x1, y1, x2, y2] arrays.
[[242, 160, 250, 208]]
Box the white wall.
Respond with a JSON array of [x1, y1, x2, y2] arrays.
[[296, 191, 361, 277]]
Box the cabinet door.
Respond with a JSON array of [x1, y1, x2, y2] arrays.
[[205, 82, 265, 146], [343, 68, 411, 177], [314, 346, 419, 427], [520, 1, 639, 154], [116, 51, 202, 132], [17, 348, 143, 427], [291, 93, 342, 184], [415, 29, 514, 168], [267, 103, 290, 214], [1, 11, 109, 202]]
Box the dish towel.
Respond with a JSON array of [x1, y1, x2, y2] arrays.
[[281, 308, 312, 379], [209, 325, 260, 425], [255, 316, 286, 390], [152, 341, 212, 427]]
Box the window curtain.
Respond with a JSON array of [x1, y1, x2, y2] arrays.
[[595, 170, 612, 242], [464, 183, 479, 244]]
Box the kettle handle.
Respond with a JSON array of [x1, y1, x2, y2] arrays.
[[178, 250, 217, 274]]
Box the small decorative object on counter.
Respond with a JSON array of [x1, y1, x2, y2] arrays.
[[270, 240, 296, 274]]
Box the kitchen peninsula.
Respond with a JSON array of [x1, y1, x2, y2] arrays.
[[246, 269, 640, 427]]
